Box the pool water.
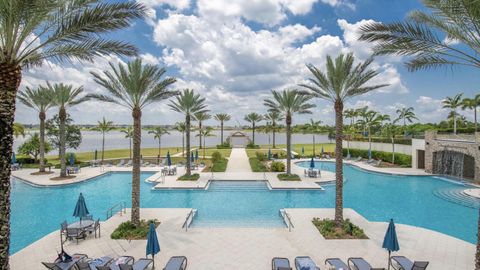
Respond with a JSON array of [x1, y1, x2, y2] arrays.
[[10, 162, 476, 254]]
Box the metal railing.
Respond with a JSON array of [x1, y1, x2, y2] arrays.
[[280, 210, 294, 232], [106, 201, 126, 220], [182, 209, 195, 231]]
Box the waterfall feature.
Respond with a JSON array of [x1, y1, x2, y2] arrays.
[[433, 149, 465, 178]]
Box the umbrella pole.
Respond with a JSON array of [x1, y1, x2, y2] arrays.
[[152, 254, 155, 269], [387, 250, 391, 270]]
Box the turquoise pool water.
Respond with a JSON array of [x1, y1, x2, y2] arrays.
[[10, 162, 476, 254]]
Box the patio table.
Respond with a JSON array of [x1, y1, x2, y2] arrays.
[[68, 220, 94, 230]]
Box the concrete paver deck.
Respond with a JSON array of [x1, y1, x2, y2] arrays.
[[225, 148, 252, 172]]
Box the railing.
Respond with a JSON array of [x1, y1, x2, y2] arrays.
[[280, 209, 294, 232], [106, 201, 126, 220], [182, 209, 195, 231]]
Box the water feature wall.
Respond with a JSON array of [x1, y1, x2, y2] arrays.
[[433, 150, 465, 178]]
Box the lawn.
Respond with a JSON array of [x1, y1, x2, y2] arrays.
[[196, 148, 232, 158], [260, 143, 335, 156], [246, 148, 285, 158]]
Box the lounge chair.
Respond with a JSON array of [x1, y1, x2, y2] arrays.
[[116, 160, 125, 167], [163, 256, 187, 270], [42, 253, 88, 270], [304, 169, 308, 177], [390, 256, 429, 270], [119, 258, 153, 270], [125, 160, 132, 167], [325, 258, 349, 270], [11, 163, 21, 170], [373, 160, 382, 167], [96, 256, 134, 270], [272, 257, 292, 270], [76, 256, 113, 270], [324, 154, 331, 159], [355, 156, 362, 162], [366, 158, 375, 164], [294, 256, 320, 270], [348, 257, 384, 270]]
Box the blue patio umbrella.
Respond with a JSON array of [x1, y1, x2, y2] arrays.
[[94, 150, 98, 160], [73, 193, 90, 223], [166, 151, 172, 167], [69, 153, 75, 166], [195, 149, 199, 161], [301, 146, 305, 156], [310, 157, 315, 169], [11, 152, 16, 164], [146, 222, 160, 267], [320, 146, 324, 156], [268, 149, 272, 160], [382, 219, 400, 270], [190, 152, 195, 163], [368, 148, 372, 160]]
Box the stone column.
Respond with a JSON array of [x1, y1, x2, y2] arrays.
[[424, 130, 437, 174]]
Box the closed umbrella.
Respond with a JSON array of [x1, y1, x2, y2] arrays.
[[268, 149, 272, 160], [69, 153, 75, 166], [146, 222, 160, 267], [301, 146, 304, 156], [166, 151, 172, 167], [320, 146, 324, 156], [195, 149, 199, 161], [190, 152, 194, 163], [94, 150, 98, 161], [382, 219, 400, 270], [11, 152, 16, 164], [368, 148, 372, 160], [73, 193, 90, 224], [310, 157, 315, 169]]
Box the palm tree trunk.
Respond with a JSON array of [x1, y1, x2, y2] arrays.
[[131, 108, 142, 226], [101, 132, 105, 163], [334, 100, 344, 225], [272, 124, 276, 148], [474, 107, 477, 132], [312, 134, 315, 157], [186, 115, 191, 176], [403, 118, 407, 138], [221, 122, 224, 144], [0, 63, 21, 269], [129, 138, 132, 159], [182, 131, 185, 158], [253, 122, 256, 145], [199, 122, 202, 149], [454, 110, 457, 134], [159, 137, 162, 159], [59, 107, 67, 178], [286, 114, 292, 174], [203, 136, 206, 159], [39, 112, 46, 172], [368, 127, 372, 156], [392, 137, 395, 164]]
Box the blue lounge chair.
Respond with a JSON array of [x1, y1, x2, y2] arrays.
[[163, 256, 187, 270], [272, 257, 292, 270], [390, 256, 429, 270], [348, 257, 384, 270], [76, 256, 112, 270], [294, 256, 320, 270], [42, 253, 88, 270], [119, 258, 153, 270], [96, 256, 134, 270], [325, 258, 349, 270]]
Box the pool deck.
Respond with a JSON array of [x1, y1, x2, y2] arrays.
[[10, 208, 474, 270]]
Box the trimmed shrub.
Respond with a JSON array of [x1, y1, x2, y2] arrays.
[[437, 127, 476, 134], [277, 173, 300, 181], [249, 157, 267, 172], [348, 137, 412, 145], [270, 161, 285, 172], [246, 143, 260, 149], [256, 152, 267, 162], [216, 143, 232, 149], [211, 151, 222, 163], [343, 148, 411, 167]]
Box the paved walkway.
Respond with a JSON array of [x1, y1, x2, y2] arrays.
[[225, 148, 252, 172]]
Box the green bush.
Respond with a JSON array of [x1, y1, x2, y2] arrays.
[[270, 161, 285, 172], [277, 173, 300, 181], [216, 143, 232, 149], [211, 151, 222, 163], [349, 137, 412, 145], [343, 148, 411, 167], [211, 158, 228, 172], [15, 157, 37, 164], [246, 143, 260, 149], [312, 218, 368, 239], [438, 127, 476, 134], [178, 173, 200, 181], [111, 219, 159, 240], [256, 152, 267, 161], [249, 157, 267, 172]]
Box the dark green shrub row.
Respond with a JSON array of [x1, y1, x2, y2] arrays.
[[343, 148, 411, 167], [216, 143, 232, 149], [348, 137, 412, 145], [249, 157, 267, 172], [246, 143, 260, 149], [437, 127, 477, 134]]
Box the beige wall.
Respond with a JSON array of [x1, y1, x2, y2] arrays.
[[342, 140, 411, 155]]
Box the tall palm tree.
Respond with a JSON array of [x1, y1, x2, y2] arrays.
[[169, 89, 209, 176], [18, 87, 55, 172], [359, 1, 480, 266], [48, 83, 89, 178], [462, 94, 480, 132], [244, 112, 263, 145], [214, 113, 231, 145], [305, 119, 322, 157], [264, 89, 315, 174], [0, 1, 145, 265], [195, 112, 211, 149], [344, 109, 355, 125], [396, 107, 418, 137], [196, 127, 215, 158], [300, 53, 388, 224], [121, 127, 134, 159], [88, 59, 177, 226], [12, 123, 25, 138], [149, 127, 170, 159], [94, 117, 114, 163], [443, 93, 464, 134], [382, 121, 399, 164], [356, 106, 369, 135], [358, 111, 390, 154], [263, 111, 283, 148], [174, 122, 187, 157]]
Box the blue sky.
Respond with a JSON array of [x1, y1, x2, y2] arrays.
[[16, 0, 480, 126]]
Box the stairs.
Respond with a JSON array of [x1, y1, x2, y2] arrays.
[[433, 187, 480, 209]]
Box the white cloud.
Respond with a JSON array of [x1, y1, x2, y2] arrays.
[[416, 96, 448, 122]]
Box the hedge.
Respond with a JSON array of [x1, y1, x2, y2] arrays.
[[437, 127, 476, 134], [348, 137, 412, 145], [343, 148, 411, 167]]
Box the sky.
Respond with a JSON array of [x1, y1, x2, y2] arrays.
[[15, 0, 480, 126]]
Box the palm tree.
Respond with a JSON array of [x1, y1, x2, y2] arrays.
[[196, 127, 216, 159], [396, 107, 418, 137], [358, 111, 390, 154], [0, 1, 145, 265], [305, 119, 322, 157], [121, 127, 134, 159], [443, 93, 464, 134], [264, 89, 315, 174], [169, 89, 209, 176], [174, 122, 187, 157], [300, 53, 388, 224], [344, 109, 355, 126], [18, 87, 53, 172], [149, 127, 170, 159], [244, 112, 263, 145], [356, 106, 369, 135], [359, 2, 480, 266], [48, 83, 89, 178], [195, 112, 211, 149], [462, 95, 480, 132], [382, 121, 399, 164], [214, 113, 231, 145], [88, 59, 177, 226], [263, 111, 283, 148], [12, 123, 26, 139], [94, 117, 114, 163]]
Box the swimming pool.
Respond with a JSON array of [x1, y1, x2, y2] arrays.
[[10, 162, 476, 254]]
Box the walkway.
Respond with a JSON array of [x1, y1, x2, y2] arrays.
[[225, 148, 252, 172]]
